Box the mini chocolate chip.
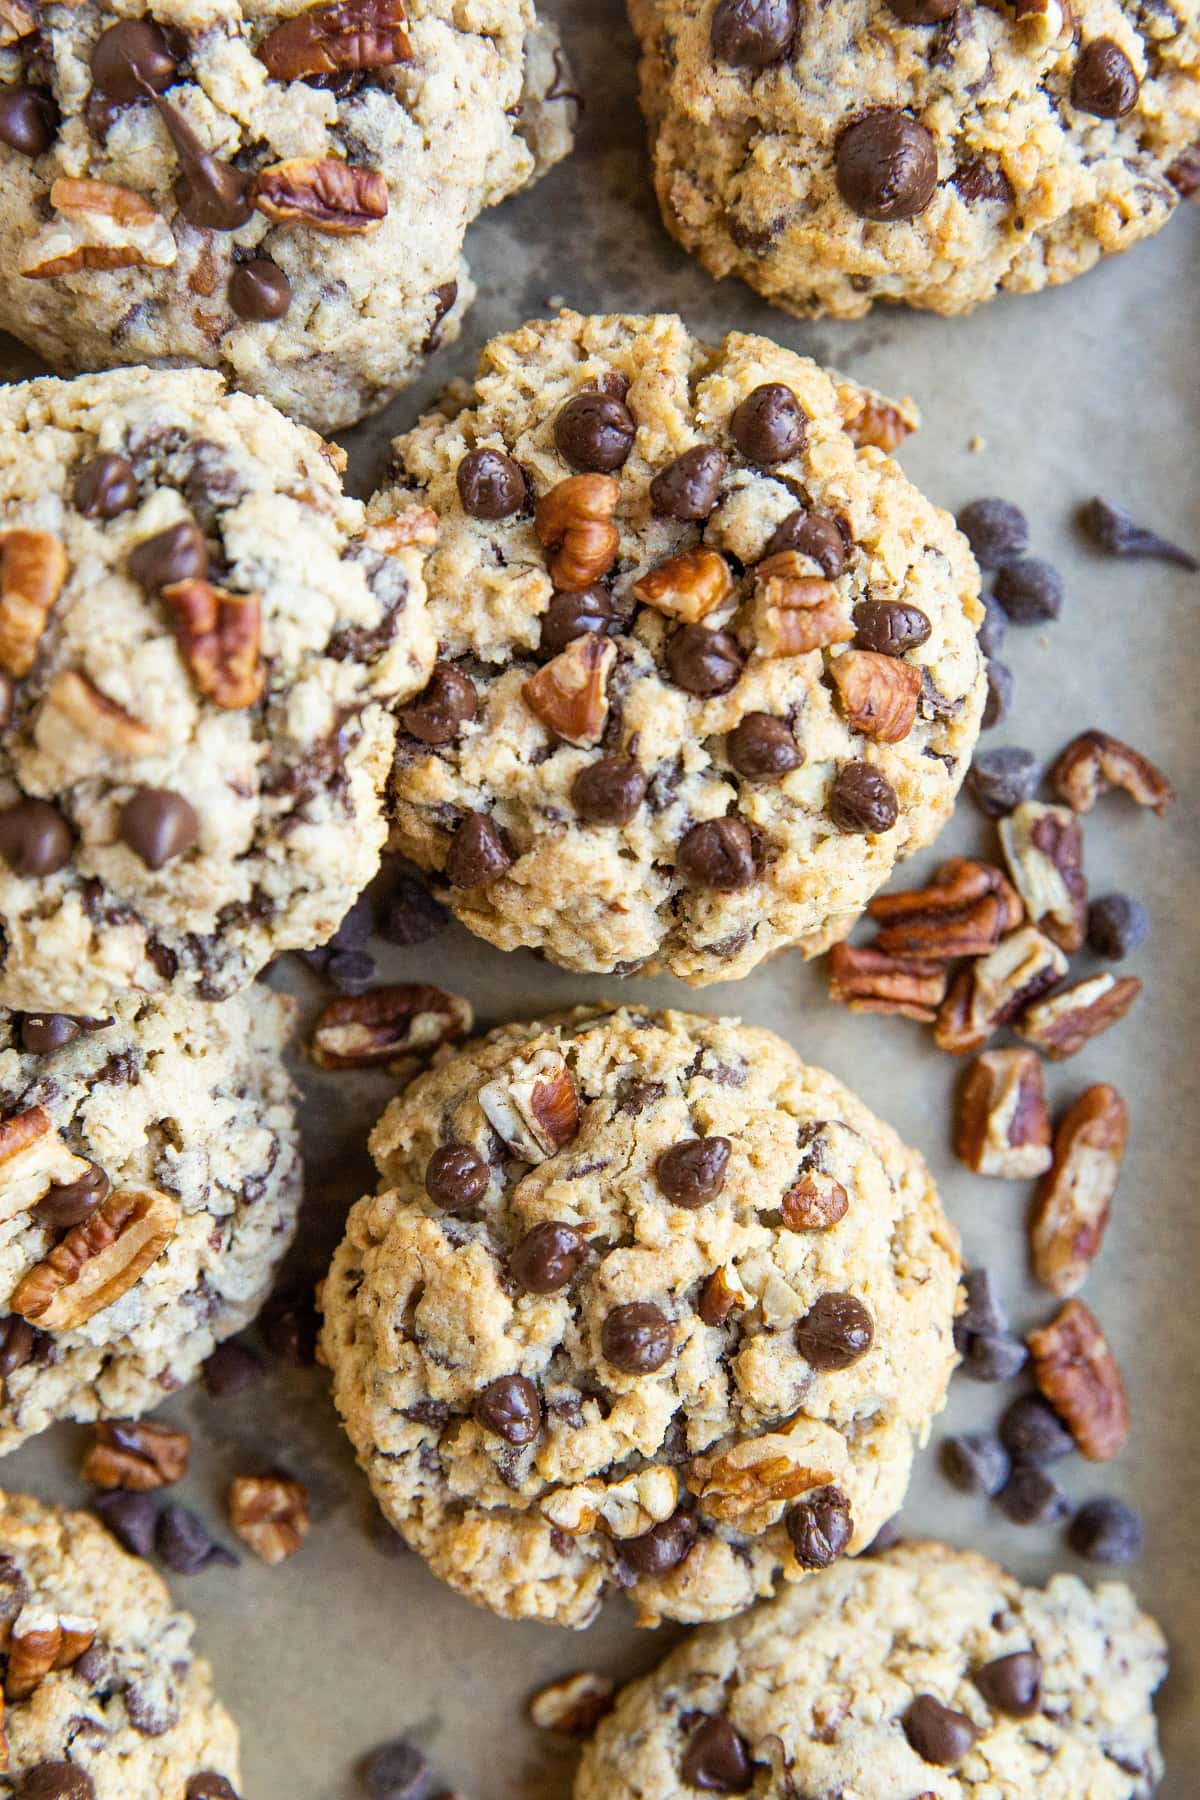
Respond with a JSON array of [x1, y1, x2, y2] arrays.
[[400, 663, 477, 746], [852, 599, 931, 656], [680, 1715, 753, 1794], [886, 0, 957, 18], [731, 382, 806, 465], [475, 1374, 542, 1444], [828, 762, 898, 834], [974, 1651, 1042, 1718], [956, 497, 1030, 568], [968, 746, 1040, 817], [993, 558, 1064, 624], [978, 593, 1008, 658], [0, 799, 74, 876], [601, 1302, 673, 1374], [656, 1137, 731, 1208], [676, 818, 755, 891], [764, 509, 847, 576], [620, 1511, 697, 1577], [34, 1161, 110, 1230], [457, 447, 527, 520], [202, 1341, 264, 1398], [795, 1292, 874, 1371], [1072, 37, 1140, 118], [228, 258, 291, 322], [120, 788, 198, 870], [444, 813, 512, 887], [185, 1778, 240, 1800], [90, 19, 177, 102], [0, 1316, 36, 1378], [362, 1737, 428, 1800], [961, 1270, 1006, 1336], [727, 712, 802, 779], [710, 0, 798, 68], [573, 755, 647, 825], [540, 587, 621, 656], [1080, 496, 1197, 570], [73, 452, 137, 519], [903, 1695, 978, 1766], [836, 109, 938, 222], [153, 94, 251, 230], [19, 1013, 83, 1054], [1068, 1496, 1145, 1564], [156, 1503, 238, 1574], [649, 446, 728, 520], [554, 390, 636, 473], [18, 1763, 95, 1800], [939, 1433, 1011, 1497], [999, 1463, 1070, 1526], [999, 1394, 1075, 1464], [425, 1145, 488, 1212], [957, 1330, 1028, 1383], [93, 1489, 159, 1558], [0, 83, 57, 157], [379, 874, 447, 946], [128, 519, 208, 591], [981, 660, 1014, 730], [510, 1222, 586, 1293], [786, 1484, 852, 1567], [666, 624, 744, 697], [1087, 893, 1149, 960]]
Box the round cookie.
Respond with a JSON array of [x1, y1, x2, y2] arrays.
[[0, 986, 300, 1454], [321, 1007, 961, 1629], [372, 309, 984, 985], [629, 0, 1200, 319], [0, 366, 436, 1013], [0, 1489, 241, 1799], [577, 1540, 1167, 1798], [0, 0, 574, 432]]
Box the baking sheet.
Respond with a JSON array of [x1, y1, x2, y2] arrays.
[[3, 1, 1199, 1793]]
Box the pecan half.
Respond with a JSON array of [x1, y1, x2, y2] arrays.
[[163, 580, 265, 710], [838, 386, 918, 452], [258, 0, 412, 80], [781, 1172, 849, 1230], [955, 1048, 1052, 1179], [81, 1418, 191, 1491], [828, 648, 921, 743], [6, 1610, 96, 1701], [1030, 1085, 1128, 1297], [523, 631, 616, 746], [827, 943, 947, 1022], [528, 1671, 615, 1739], [534, 475, 620, 591], [310, 985, 472, 1070], [750, 554, 853, 657], [478, 1048, 580, 1163], [0, 1106, 94, 1225], [633, 549, 732, 624], [1027, 1299, 1128, 1460], [869, 857, 1024, 959], [0, 531, 67, 678], [541, 1467, 677, 1539], [999, 803, 1086, 953], [10, 1187, 178, 1331], [37, 671, 162, 759], [251, 158, 388, 234], [1015, 972, 1141, 1060], [228, 1474, 310, 1564], [687, 1417, 847, 1534], [22, 180, 177, 279], [1049, 730, 1174, 817], [933, 927, 1068, 1054]]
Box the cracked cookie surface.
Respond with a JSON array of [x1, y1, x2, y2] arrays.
[[321, 1007, 961, 1628]]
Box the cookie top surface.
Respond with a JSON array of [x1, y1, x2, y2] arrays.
[[0, 0, 573, 431], [629, 0, 1200, 318], [0, 1488, 240, 1799], [0, 986, 300, 1453], [374, 310, 984, 985], [577, 1540, 1167, 1799], [321, 1006, 961, 1628], [0, 366, 436, 1013]]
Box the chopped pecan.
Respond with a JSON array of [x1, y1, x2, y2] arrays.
[[6, 1609, 96, 1700], [933, 927, 1068, 1054], [162, 580, 265, 710], [37, 670, 162, 759], [869, 857, 1024, 959], [687, 1417, 847, 1534], [1015, 972, 1141, 1061], [10, 1187, 178, 1331], [828, 648, 921, 743], [528, 1671, 615, 1739], [309, 985, 472, 1070], [840, 393, 916, 453], [81, 1418, 191, 1491], [698, 1262, 747, 1326], [366, 505, 438, 550], [632, 549, 732, 624], [541, 1467, 677, 1539], [523, 631, 616, 746], [1030, 1084, 1128, 1297], [0, 530, 67, 678], [781, 1172, 849, 1230], [750, 553, 853, 657], [0, 0, 37, 46], [258, 0, 412, 80], [22, 180, 177, 279], [1049, 729, 1174, 817], [534, 475, 620, 591], [0, 1106, 94, 1225], [999, 803, 1087, 953], [1014, 0, 1074, 37], [1027, 1299, 1128, 1460], [478, 1048, 580, 1163], [955, 1048, 1051, 1179], [827, 943, 947, 1022], [228, 1474, 310, 1564], [251, 158, 388, 234]]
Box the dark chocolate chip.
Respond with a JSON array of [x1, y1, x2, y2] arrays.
[[968, 746, 1040, 817], [730, 382, 806, 465], [656, 1137, 731, 1208], [981, 660, 1014, 730], [554, 390, 636, 473], [885, 0, 957, 18], [362, 1737, 429, 1800], [400, 663, 477, 746], [727, 712, 802, 779], [1072, 37, 1140, 118], [939, 1432, 1011, 1497], [185, 1778, 240, 1800], [681, 1715, 753, 1793], [0, 84, 58, 157], [156, 1503, 238, 1573], [903, 1695, 978, 1766], [128, 519, 208, 591], [17, 1763, 95, 1800], [999, 1463, 1070, 1526], [202, 1341, 264, 1399], [956, 497, 1029, 568], [540, 587, 621, 657], [999, 1393, 1075, 1464], [1079, 496, 1197, 570], [93, 1490, 159, 1558], [475, 1374, 542, 1445], [1087, 893, 1149, 961], [676, 818, 755, 891], [228, 258, 291, 322], [258, 1289, 318, 1365], [573, 755, 647, 825], [422, 279, 458, 353], [957, 1330, 1028, 1384], [852, 599, 931, 656], [665, 624, 744, 697], [90, 19, 177, 102], [19, 1013, 87, 1054], [444, 813, 512, 887], [993, 559, 1064, 624], [953, 157, 1013, 205], [0, 799, 74, 876], [974, 1650, 1042, 1718], [710, 0, 798, 68], [959, 1268, 1007, 1335], [425, 1144, 489, 1213], [649, 446, 728, 520], [601, 1302, 673, 1374], [324, 948, 376, 995], [620, 1510, 697, 1577], [119, 788, 198, 870], [152, 94, 251, 229], [0, 1316, 37, 1379], [457, 448, 527, 520], [795, 1292, 874, 1371], [73, 452, 137, 519], [378, 874, 447, 946], [764, 509, 846, 576], [34, 1161, 110, 1230], [1068, 1496, 1145, 1564], [977, 593, 1008, 658], [509, 1221, 586, 1294], [785, 1484, 852, 1567], [828, 762, 898, 834], [836, 109, 938, 222]]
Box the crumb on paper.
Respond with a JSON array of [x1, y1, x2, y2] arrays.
[[969, 434, 987, 453]]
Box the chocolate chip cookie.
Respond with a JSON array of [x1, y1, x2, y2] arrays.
[[321, 1007, 961, 1628], [0, 1, 574, 431], [629, 0, 1200, 318], [0, 986, 300, 1454], [0, 1488, 241, 1798], [372, 310, 984, 984], [0, 367, 436, 1012], [577, 1539, 1167, 1797]]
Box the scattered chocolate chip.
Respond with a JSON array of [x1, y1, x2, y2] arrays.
[[186, 1778, 240, 1800], [34, 1161, 110, 1230], [324, 948, 376, 995], [727, 712, 803, 779], [0, 84, 58, 157], [665, 623, 744, 697], [956, 498, 1029, 568], [1079, 496, 1197, 571], [656, 1137, 732, 1208], [999, 1394, 1075, 1465], [90, 19, 177, 102], [73, 451, 138, 519], [958, 1330, 1028, 1384], [259, 1289, 318, 1365], [202, 1341, 264, 1399], [836, 109, 938, 222], [422, 279, 458, 353], [795, 1292, 874, 1371], [541, 587, 621, 657], [475, 1374, 542, 1445], [676, 817, 756, 892], [731, 383, 806, 465], [974, 1651, 1042, 1718], [1087, 893, 1149, 961], [620, 1511, 697, 1577], [680, 1715, 753, 1794], [119, 788, 198, 870], [999, 1463, 1070, 1526], [710, 0, 798, 68], [379, 874, 447, 946], [886, 0, 957, 18], [457, 448, 527, 520], [0, 799, 74, 876], [18, 1763, 95, 1800], [903, 1695, 978, 1766], [968, 746, 1040, 817], [400, 663, 477, 746], [764, 509, 847, 576], [444, 813, 512, 887], [994, 558, 1064, 624], [510, 1222, 586, 1294], [156, 1503, 237, 1574], [601, 1302, 673, 1374], [828, 762, 898, 834], [650, 446, 728, 520], [978, 593, 1008, 658], [128, 519, 208, 591], [0, 1316, 37, 1379], [981, 660, 1014, 730], [786, 1485, 852, 1567], [573, 755, 647, 825], [228, 258, 291, 322], [362, 1737, 429, 1800], [958, 1268, 1007, 1335], [940, 1433, 1011, 1497], [425, 1145, 489, 1213], [1068, 1496, 1145, 1564], [852, 599, 931, 656], [555, 390, 636, 473], [1072, 37, 1139, 119]]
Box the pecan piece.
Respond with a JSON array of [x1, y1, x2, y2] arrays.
[[0, 530, 67, 678], [933, 927, 1068, 1054], [828, 648, 921, 743], [632, 549, 732, 624], [523, 632, 616, 746], [81, 1418, 191, 1491], [6, 1610, 96, 1701], [36, 670, 162, 759], [687, 1417, 847, 1534], [1014, 0, 1074, 39], [228, 1474, 310, 1564], [534, 475, 620, 591], [0, 1106, 94, 1225], [10, 1187, 178, 1331], [22, 180, 177, 279], [1030, 1085, 1128, 1297], [528, 1671, 615, 1739], [258, 0, 412, 80], [478, 1048, 580, 1163], [1027, 1299, 1128, 1460], [750, 554, 853, 657], [251, 158, 388, 234], [999, 803, 1087, 953], [310, 985, 472, 1070], [1049, 730, 1174, 817], [955, 1049, 1051, 1179], [869, 857, 1024, 959], [1015, 972, 1141, 1060], [781, 1172, 849, 1230], [163, 580, 265, 710], [838, 385, 918, 452], [541, 1467, 677, 1539], [698, 1262, 747, 1326], [827, 943, 947, 1022]]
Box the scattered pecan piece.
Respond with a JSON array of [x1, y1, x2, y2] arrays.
[[687, 1418, 847, 1534], [310, 985, 472, 1070], [10, 1187, 178, 1331], [955, 1048, 1052, 1179], [1015, 972, 1141, 1060], [37, 670, 162, 759], [781, 1172, 849, 1230], [228, 1474, 310, 1564], [632, 549, 732, 624], [838, 385, 918, 452], [163, 580, 265, 710], [1027, 1299, 1128, 1460], [999, 803, 1087, 953], [22, 180, 177, 279], [478, 1048, 579, 1163], [1049, 730, 1174, 817], [1030, 1085, 1128, 1297], [251, 158, 388, 234], [6, 1610, 96, 1700], [828, 648, 922, 743], [535, 475, 620, 591], [0, 530, 67, 678], [528, 1671, 615, 1739], [541, 1467, 677, 1539], [869, 857, 1024, 959], [750, 553, 853, 657], [933, 927, 1068, 1054], [258, 0, 412, 80], [0, 1106, 94, 1225], [698, 1263, 746, 1326], [82, 1418, 191, 1491], [522, 632, 616, 746], [827, 943, 947, 1022]]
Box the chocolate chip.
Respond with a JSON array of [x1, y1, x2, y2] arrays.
[[128, 519, 208, 591], [974, 1651, 1042, 1718], [710, 0, 798, 68], [379, 874, 447, 946], [656, 1137, 731, 1208], [730, 383, 806, 465], [785, 1484, 852, 1567], [228, 258, 291, 322], [999, 1463, 1070, 1526], [156, 1504, 237, 1574], [957, 1330, 1028, 1383], [852, 599, 931, 656], [1072, 38, 1140, 118], [554, 390, 636, 473], [400, 663, 477, 746], [510, 1222, 586, 1293], [999, 1394, 1075, 1464], [955, 497, 1029, 568], [152, 94, 251, 229], [18, 1763, 95, 1800], [324, 947, 376, 995], [828, 762, 898, 834], [573, 755, 647, 825], [19, 1012, 88, 1054], [939, 1432, 1011, 1497], [73, 451, 138, 519], [185, 1778, 240, 1800], [422, 279, 458, 353], [93, 1489, 159, 1558], [1068, 1496, 1145, 1564], [795, 1292, 874, 1371], [649, 446, 728, 520], [885, 0, 957, 18], [620, 1511, 697, 1577], [0, 799, 74, 876], [727, 712, 802, 779], [202, 1341, 264, 1399], [1079, 496, 1197, 571], [958, 1267, 1007, 1335], [540, 587, 621, 656], [764, 509, 847, 576], [601, 1302, 673, 1374], [981, 660, 1014, 730], [680, 1715, 753, 1794], [457, 448, 527, 520], [665, 624, 744, 697], [968, 746, 1040, 817], [0, 84, 57, 156], [903, 1695, 978, 1766], [120, 788, 198, 870], [953, 158, 1013, 205], [34, 1161, 110, 1230], [676, 818, 755, 891], [425, 1145, 489, 1213], [1087, 893, 1149, 960], [475, 1374, 542, 1445], [90, 19, 177, 102], [0, 1316, 36, 1379], [977, 593, 1008, 658], [259, 1289, 318, 1365], [993, 558, 1064, 624], [444, 813, 512, 887], [363, 1737, 429, 1800], [836, 109, 938, 221]]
